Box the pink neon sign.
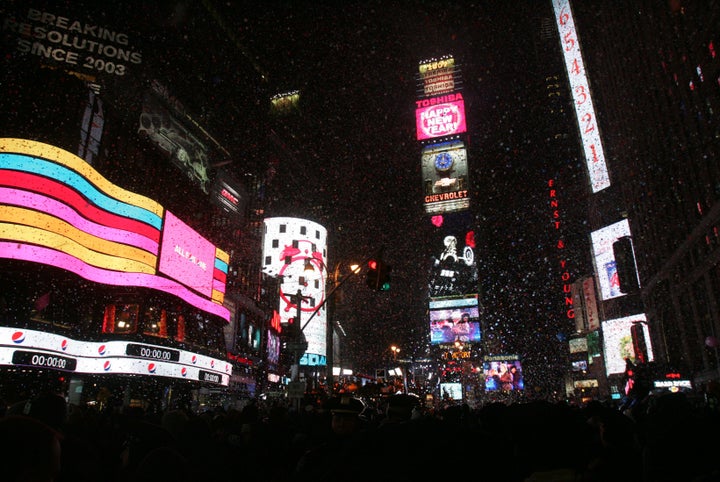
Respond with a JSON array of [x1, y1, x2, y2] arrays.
[[415, 97, 467, 140], [0, 242, 229, 319], [158, 211, 216, 297]]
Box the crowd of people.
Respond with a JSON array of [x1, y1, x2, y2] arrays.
[[0, 388, 719, 482]]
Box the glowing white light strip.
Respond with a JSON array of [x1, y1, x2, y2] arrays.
[[553, 0, 610, 193], [0, 327, 231, 385]]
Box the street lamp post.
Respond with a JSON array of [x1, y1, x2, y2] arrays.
[[390, 345, 408, 394], [391, 345, 400, 360], [302, 260, 360, 397]]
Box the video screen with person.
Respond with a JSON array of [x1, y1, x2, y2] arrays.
[[483, 359, 524, 391], [428, 294, 481, 344]]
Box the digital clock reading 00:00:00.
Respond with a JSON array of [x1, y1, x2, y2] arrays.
[[126, 343, 180, 362], [12, 350, 77, 370]]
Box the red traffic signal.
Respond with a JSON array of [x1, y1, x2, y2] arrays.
[[366, 258, 391, 291]]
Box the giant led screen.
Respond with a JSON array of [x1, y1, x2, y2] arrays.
[[602, 314, 654, 376], [429, 294, 481, 345], [427, 212, 478, 298], [483, 356, 524, 391], [0, 138, 229, 321], [553, 0, 610, 193], [158, 211, 217, 298], [590, 219, 633, 300], [0, 327, 230, 385], [415, 93, 467, 141], [421, 140, 469, 215], [262, 217, 328, 365]]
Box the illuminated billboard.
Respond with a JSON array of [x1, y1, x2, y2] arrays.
[[415, 93, 467, 141], [158, 211, 218, 298], [270, 90, 300, 115], [483, 355, 524, 391], [429, 294, 481, 345], [602, 314, 654, 376], [210, 168, 247, 222], [553, 0, 610, 193], [0, 327, 230, 385], [418, 56, 457, 97], [569, 336, 588, 354], [138, 81, 212, 194], [427, 212, 478, 298], [421, 140, 469, 215], [439, 382, 463, 400], [590, 219, 632, 300], [262, 217, 328, 364], [4, 6, 144, 79], [0, 138, 230, 321]]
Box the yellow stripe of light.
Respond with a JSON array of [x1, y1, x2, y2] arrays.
[[212, 289, 225, 304], [216, 248, 230, 264], [0, 206, 157, 268], [0, 222, 156, 274], [0, 138, 164, 218]]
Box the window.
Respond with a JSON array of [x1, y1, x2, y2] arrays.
[[102, 303, 139, 334], [142, 306, 167, 338]]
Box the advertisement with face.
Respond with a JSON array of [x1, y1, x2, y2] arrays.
[[483, 358, 524, 391], [429, 295, 481, 345], [261, 217, 328, 363]]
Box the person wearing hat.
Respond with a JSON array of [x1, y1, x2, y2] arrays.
[[382, 394, 421, 424], [325, 395, 366, 437]]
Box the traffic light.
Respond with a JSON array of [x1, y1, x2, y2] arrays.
[[366, 259, 379, 289], [365, 258, 391, 291], [378, 261, 391, 291]]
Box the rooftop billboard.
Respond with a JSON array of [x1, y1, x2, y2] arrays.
[[417, 56, 459, 97]]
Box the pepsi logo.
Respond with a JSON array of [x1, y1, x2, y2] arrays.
[[98, 345, 107, 356], [210, 360, 215, 368], [191, 355, 197, 364], [61, 339, 68, 351], [103, 360, 111, 371], [147, 363, 156, 373], [181, 367, 187, 377], [225, 364, 230, 372], [11, 331, 25, 344]]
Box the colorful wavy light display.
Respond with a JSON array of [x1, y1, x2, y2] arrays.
[[0, 138, 229, 321]]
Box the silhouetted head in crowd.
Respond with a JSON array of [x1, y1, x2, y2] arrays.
[[0, 415, 63, 482], [385, 394, 421, 422], [325, 395, 366, 436]]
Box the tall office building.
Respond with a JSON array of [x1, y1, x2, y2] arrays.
[[561, 0, 720, 391]]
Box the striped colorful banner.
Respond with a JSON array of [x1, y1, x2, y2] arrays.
[[0, 138, 229, 321]]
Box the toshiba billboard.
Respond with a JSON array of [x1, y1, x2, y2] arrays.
[[415, 93, 467, 141]]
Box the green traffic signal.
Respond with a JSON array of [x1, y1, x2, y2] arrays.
[[378, 263, 391, 291], [366, 258, 391, 291]]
